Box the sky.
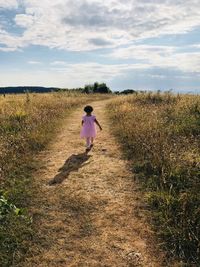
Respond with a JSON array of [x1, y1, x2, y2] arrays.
[[0, 0, 200, 92]]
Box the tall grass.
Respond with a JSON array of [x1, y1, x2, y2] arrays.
[[0, 92, 102, 267], [108, 92, 200, 266]]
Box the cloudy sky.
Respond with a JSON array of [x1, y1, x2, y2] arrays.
[[0, 0, 200, 92]]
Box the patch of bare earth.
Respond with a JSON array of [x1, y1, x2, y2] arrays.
[[20, 100, 166, 267]]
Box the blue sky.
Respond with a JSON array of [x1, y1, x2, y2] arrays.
[[0, 0, 200, 92]]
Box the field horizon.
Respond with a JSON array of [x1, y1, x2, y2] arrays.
[[0, 85, 200, 95]]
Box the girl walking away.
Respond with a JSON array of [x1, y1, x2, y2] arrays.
[[80, 105, 102, 152]]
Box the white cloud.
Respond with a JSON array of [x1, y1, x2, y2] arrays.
[[192, 44, 200, 48], [28, 60, 42, 64], [0, 0, 18, 9], [0, 46, 18, 51], [15, 14, 35, 28], [50, 61, 68, 66], [109, 44, 200, 73], [49, 62, 134, 81], [0, 0, 200, 51], [0, 28, 22, 50], [171, 52, 200, 72], [110, 45, 176, 60]]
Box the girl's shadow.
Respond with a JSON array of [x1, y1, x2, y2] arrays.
[[48, 152, 91, 185]]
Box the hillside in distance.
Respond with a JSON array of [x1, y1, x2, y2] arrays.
[[0, 86, 60, 94]]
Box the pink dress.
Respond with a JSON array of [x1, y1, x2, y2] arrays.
[[80, 115, 97, 138]]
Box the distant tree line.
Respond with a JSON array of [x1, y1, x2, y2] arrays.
[[114, 89, 137, 94], [115, 89, 174, 95], [114, 89, 150, 94], [0, 84, 164, 95], [0, 86, 59, 94], [0, 83, 112, 95]]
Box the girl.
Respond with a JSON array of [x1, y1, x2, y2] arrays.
[[80, 105, 102, 151]]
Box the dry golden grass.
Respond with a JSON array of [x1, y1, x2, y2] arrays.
[[16, 99, 164, 267], [2, 91, 198, 266], [0, 92, 108, 267], [107, 92, 200, 266]]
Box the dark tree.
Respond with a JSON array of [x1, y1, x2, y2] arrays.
[[120, 89, 137, 95], [83, 82, 111, 94]]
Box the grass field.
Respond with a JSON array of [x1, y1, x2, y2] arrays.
[[107, 92, 200, 266], [0, 92, 107, 267], [1, 91, 199, 266]]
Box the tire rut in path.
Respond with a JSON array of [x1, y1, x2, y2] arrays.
[[21, 100, 164, 267]]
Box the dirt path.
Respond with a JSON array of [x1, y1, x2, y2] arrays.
[[21, 100, 164, 267]]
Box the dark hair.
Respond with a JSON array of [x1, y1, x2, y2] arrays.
[[84, 105, 93, 113]]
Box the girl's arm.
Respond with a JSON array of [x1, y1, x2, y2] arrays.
[[94, 118, 102, 130]]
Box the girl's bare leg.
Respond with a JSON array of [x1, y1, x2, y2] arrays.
[[86, 137, 90, 148], [90, 137, 94, 148]]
